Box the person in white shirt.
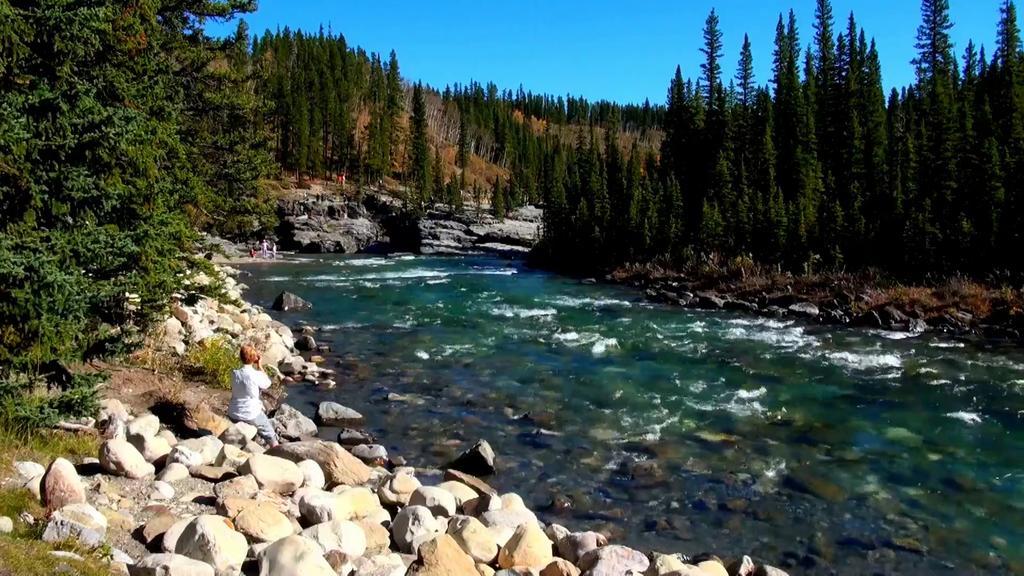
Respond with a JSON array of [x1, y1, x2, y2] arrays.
[[228, 344, 279, 447]]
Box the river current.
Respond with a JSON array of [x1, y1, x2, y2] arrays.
[[238, 254, 1024, 575]]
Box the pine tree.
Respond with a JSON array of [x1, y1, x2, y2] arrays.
[[700, 9, 724, 105], [409, 82, 430, 208], [492, 177, 507, 219]]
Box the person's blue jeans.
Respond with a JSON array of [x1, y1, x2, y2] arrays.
[[231, 412, 279, 446]]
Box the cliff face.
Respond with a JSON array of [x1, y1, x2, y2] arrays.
[[275, 190, 542, 258]]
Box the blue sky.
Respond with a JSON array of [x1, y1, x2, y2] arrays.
[[207, 1, 1013, 104]]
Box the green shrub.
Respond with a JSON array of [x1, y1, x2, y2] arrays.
[[183, 337, 237, 389]]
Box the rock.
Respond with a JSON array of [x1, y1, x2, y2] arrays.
[[479, 507, 538, 532], [178, 437, 225, 467], [407, 534, 478, 576], [438, 481, 478, 509], [357, 519, 391, 555], [14, 460, 45, 484], [541, 559, 581, 576], [297, 460, 326, 491], [141, 513, 179, 546], [174, 515, 248, 576], [42, 503, 107, 548], [239, 454, 303, 494], [130, 553, 216, 576], [696, 560, 729, 576], [497, 522, 553, 570], [378, 470, 421, 506], [301, 519, 367, 557], [392, 505, 443, 554], [753, 565, 789, 576], [272, 292, 313, 312], [646, 553, 691, 576], [725, 556, 756, 576], [152, 481, 176, 500], [783, 470, 847, 503], [234, 505, 295, 543], [129, 433, 173, 465], [316, 401, 364, 426], [351, 444, 388, 463], [544, 524, 570, 546], [128, 414, 162, 439], [215, 445, 249, 470], [410, 486, 458, 517], [693, 293, 725, 309], [100, 438, 156, 479], [258, 535, 335, 576], [167, 445, 205, 470], [159, 463, 192, 483], [556, 532, 607, 564], [41, 457, 86, 511], [267, 440, 372, 486], [578, 545, 649, 576], [447, 516, 499, 564], [295, 335, 317, 351], [98, 399, 131, 427], [163, 516, 196, 553], [788, 302, 820, 318], [191, 466, 237, 483], [219, 423, 257, 448], [271, 404, 318, 441], [0, 516, 11, 534], [352, 553, 407, 576], [444, 440, 496, 477], [442, 469, 497, 496]]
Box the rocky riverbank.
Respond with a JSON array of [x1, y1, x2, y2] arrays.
[[1, 262, 793, 576]]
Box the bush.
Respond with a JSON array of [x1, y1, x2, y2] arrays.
[[0, 372, 101, 431], [183, 337, 237, 389]]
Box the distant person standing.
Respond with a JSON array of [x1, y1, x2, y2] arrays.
[[227, 345, 279, 448], [271, 242, 277, 260], [260, 238, 268, 259]]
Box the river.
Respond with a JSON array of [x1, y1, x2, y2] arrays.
[[238, 254, 1024, 575]]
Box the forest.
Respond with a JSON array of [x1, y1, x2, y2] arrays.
[[2, 0, 1024, 417]]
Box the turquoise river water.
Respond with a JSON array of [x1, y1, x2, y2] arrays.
[[239, 254, 1024, 575]]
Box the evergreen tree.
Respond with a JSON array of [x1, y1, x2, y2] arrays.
[[409, 82, 430, 207]]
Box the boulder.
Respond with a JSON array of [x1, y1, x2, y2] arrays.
[[407, 534, 478, 576], [127, 414, 162, 439], [316, 401, 364, 426], [129, 433, 173, 464], [14, 460, 45, 484], [163, 516, 197, 553], [234, 505, 295, 543], [152, 481, 176, 500], [42, 503, 107, 548], [392, 505, 443, 554], [541, 559, 581, 576], [166, 445, 205, 470], [177, 437, 225, 467], [191, 465, 237, 483], [788, 302, 820, 318], [130, 553, 215, 576], [272, 292, 313, 312], [479, 507, 538, 532], [557, 532, 607, 564], [351, 444, 388, 463], [100, 439, 155, 479], [646, 553, 691, 576], [378, 469, 421, 506], [443, 469, 497, 496], [301, 519, 367, 557], [357, 519, 391, 555], [447, 516, 498, 564], [41, 457, 86, 511], [444, 440, 496, 477], [297, 460, 326, 491], [299, 487, 382, 524], [258, 535, 335, 576], [140, 513, 179, 547], [271, 404, 318, 441], [437, 481, 478, 509], [410, 486, 458, 518], [352, 553, 407, 576], [267, 440, 372, 486], [158, 463, 192, 483], [219, 423, 258, 448], [98, 399, 131, 428], [238, 454, 303, 494], [174, 515, 248, 576], [697, 560, 729, 576], [295, 335, 317, 351], [497, 522, 553, 570], [578, 545, 649, 576], [215, 445, 249, 470]]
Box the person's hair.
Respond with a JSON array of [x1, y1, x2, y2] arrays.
[[239, 344, 260, 365]]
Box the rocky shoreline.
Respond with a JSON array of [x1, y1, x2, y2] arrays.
[[2, 262, 793, 576]]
